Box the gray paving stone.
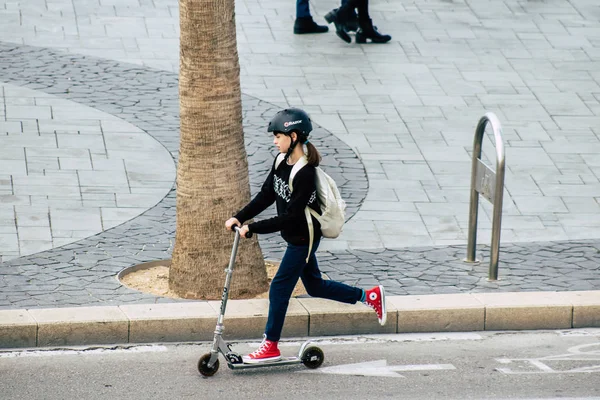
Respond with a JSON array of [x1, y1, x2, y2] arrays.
[[6, 104, 52, 119], [0, 160, 27, 175], [13, 173, 79, 187], [17, 226, 52, 241], [50, 208, 102, 231], [0, 234, 19, 252], [0, 120, 24, 133]]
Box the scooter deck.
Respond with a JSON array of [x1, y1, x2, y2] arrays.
[[229, 356, 302, 369]]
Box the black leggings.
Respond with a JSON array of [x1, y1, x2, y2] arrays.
[[341, 0, 370, 23]]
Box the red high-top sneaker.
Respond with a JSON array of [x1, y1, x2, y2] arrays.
[[365, 285, 387, 326], [242, 336, 281, 364]]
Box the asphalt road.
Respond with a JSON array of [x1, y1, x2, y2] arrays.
[[1, 330, 599, 400]]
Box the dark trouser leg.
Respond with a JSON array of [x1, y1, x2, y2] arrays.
[[301, 247, 362, 304], [296, 0, 311, 18], [264, 240, 362, 342], [338, 0, 356, 14], [354, 0, 370, 23], [337, 0, 358, 31], [264, 243, 310, 342]]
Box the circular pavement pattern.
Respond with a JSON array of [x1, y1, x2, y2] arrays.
[[0, 41, 599, 310], [0, 81, 176, 262]]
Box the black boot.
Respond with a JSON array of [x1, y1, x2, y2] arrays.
[[325, 7, 359, 32], [356, 18, 391, 43], [294, 16, 329, 34], [324, 8, 352, 43]]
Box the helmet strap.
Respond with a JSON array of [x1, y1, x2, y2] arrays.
[[284, 134, 300, 164], [285, 138, 297, 162]]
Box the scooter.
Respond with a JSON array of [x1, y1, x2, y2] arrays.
[[197, 226, 325, 377]]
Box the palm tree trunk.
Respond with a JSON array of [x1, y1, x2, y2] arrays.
[[170, 0, 268, 299]]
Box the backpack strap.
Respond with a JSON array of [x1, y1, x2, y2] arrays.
[[283, 155, 313, 263], [275, 153, 286, 170], [304, 207, 314, 263], [288, 155, 308, 192]]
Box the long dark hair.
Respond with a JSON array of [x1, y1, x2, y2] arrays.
[[305, 141, 321, 167], [281, 130, 322, 167]]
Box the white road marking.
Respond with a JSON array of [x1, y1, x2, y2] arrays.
[[557, 328, 600, 337], [392, 363, 457, 371], [299, 359, 456, 378], [529, 360, 555, 372], [496, 342, 600, 374], [0, 345, 168, 358]]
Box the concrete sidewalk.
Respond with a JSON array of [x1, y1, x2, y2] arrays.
[[2, 291, 599, 349]]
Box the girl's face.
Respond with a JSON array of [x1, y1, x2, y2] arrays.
[[273, 132, 295, 153]]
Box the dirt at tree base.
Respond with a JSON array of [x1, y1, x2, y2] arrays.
[[119, 261, 308, 300]]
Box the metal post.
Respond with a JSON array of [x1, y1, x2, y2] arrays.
[[465, 112, 505, 280]]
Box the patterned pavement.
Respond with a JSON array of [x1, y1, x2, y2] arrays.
[[0, 0, 599, 309]]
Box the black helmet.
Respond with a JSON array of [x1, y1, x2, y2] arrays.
[[267, 108, 313, 137]]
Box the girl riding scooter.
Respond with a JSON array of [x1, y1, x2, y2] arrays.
[[225, 107, 386, 363]]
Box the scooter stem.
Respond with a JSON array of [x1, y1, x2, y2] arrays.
[[217, 228, 241, 326]]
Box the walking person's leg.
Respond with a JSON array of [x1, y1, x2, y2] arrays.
[[325, 0, 358, 42], [354, 0, 391, 43], [294, 0, 329, 34], [296, 0, 311, 19], [332, 0, 359, 32], [325, 0, 391, 43]]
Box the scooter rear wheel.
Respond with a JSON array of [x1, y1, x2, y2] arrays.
[[198, 353, 220, 377], [301, 346, 324, 369]]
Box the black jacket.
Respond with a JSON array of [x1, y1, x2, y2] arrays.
[[234, 157, 322, 245]]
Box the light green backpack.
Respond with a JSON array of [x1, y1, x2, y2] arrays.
[[276, 154, 346, 262]]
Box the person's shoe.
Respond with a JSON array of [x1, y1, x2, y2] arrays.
[[294, 16, 329, 34], [324, 8, 351, 43], [355, 18, 391, 44], [242, 336, 281, 364], [325, 7, 359, 32], [364, 285, 387, 326]]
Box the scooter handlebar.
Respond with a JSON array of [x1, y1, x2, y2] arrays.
[[233, 225, 253, 238]]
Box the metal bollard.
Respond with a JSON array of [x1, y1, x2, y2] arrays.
[[465, 112, 506, 280]]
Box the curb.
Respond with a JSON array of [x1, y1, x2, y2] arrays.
[[1, 291, 599, 349]]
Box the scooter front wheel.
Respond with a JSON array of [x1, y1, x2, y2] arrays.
[[301, 346, 324, 369], [198, 353, 220, 377]]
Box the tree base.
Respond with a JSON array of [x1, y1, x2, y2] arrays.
[[119, 260, 308, 300]]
